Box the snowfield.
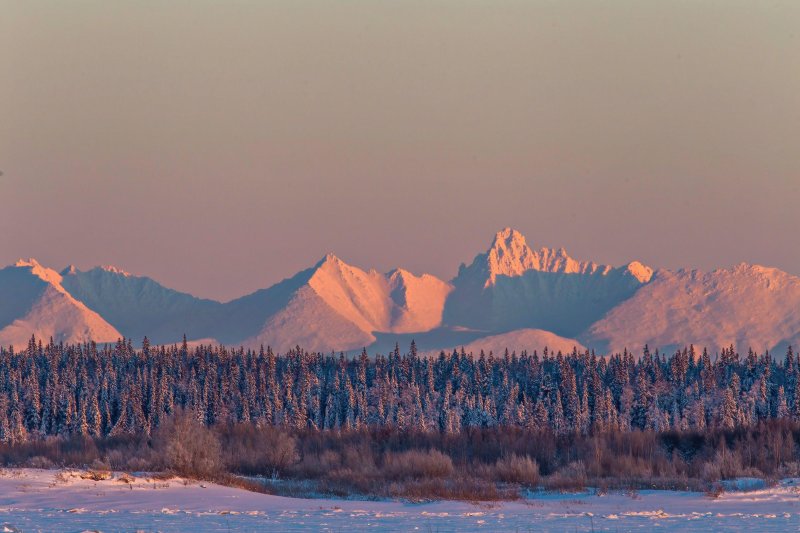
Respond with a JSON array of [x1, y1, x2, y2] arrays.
[[1, 470, 800, 531]]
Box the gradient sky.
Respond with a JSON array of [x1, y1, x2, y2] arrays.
[[1, 1, 799, 301]]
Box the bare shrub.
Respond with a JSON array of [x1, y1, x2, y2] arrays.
[[702, 449, 744, 482], [220, 425, 300, 478], [383, 449, 454, 480], [293, 450, 341, 479], [387, 476, 513, 501], [544, 461, 587, 492], [125, 455, 155, 472], [322, 467, 377, 495], [25, 456, 54, 469], [104, 449, 129, 471], [341, 446, 374, 472], [3, 420, 800, 500], [318, 450, 342, 471], [261, 429, 300, 478], [705, 482, 724, 498], [778, 461, 800, 478], [492, 454, 540, 486], [715, 449, 744, 479], [153, 411, 222, 478], [89, 458, 111, 471]]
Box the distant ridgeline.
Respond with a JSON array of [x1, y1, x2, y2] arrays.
[[0, 336, 797, 443], [7, 228, 800, 357]]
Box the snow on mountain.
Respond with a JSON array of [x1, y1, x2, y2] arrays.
[[443, 228, 652, 337], [237, 284, 376, 353], [7, 228, 800, 356], [60, 266, 221, 345], [226, 254, 452, 352], [306, 253, 398, 334], [443, 328, 585, 357], [481, 228, 615, 283], [582, 264, 800, 355], [51, 255, 450, 351], [0, 259, 121, 347], [386, 268, 452, 332]]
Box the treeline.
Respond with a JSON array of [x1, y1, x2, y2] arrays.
[[0, 336, 798, 497], [0, 336, 799, 442], [3, 419, 799, 498]]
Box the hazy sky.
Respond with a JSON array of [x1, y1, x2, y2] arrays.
[[1, 1, 799, 301]]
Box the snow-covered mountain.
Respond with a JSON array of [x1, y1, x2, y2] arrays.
[[443, 228, 652, 337], [437, 328, 585, 357], [582, 264, 800, 355], [4, 228, 800, 356], [0, 259, 121, 347], [55, 253, 453, 352], [60, 265, 222, 344], [225, 254, 452, 352]]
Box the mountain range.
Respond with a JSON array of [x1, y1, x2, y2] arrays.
[[3, 228, 799, 356]]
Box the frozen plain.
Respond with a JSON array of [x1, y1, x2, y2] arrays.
[[1, 469, 800, 532]]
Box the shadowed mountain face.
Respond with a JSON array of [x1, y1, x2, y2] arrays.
[[582, 264, 800, 355], [0, 260, 121, 347], [443, 229, 652, 337], [60, 266, 222, 344], [59, 262, 329, 348], [4, 228, 800, 356], [56, 254, 453, 353]]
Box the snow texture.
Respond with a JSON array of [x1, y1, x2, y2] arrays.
[[1, 469, 799, 532]]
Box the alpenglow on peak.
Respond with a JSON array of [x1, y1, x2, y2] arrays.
[[482, 228, 609, 284]]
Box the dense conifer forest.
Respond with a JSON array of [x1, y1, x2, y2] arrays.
[[1, 336, 800, 498]]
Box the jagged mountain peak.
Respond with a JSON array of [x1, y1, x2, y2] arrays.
[[14, 258, 65, 287], [6, 234, 800, 356], [98, 265, 132, 277], [388, 267, 434, 282], [387, 267, 412, 282], [472, 228, 623, 285], [314, 252, 372, 276], [491, 227, 528, 248], [318, 252, 342, 265], [730, 262, 786, 279], [444, 229, 655, 338], [624, 261, 654, 283], [15, 257, 42, 268], [311, 253, 372, 284], [61, 264, 134, 278], [486, 227, 538, 281]]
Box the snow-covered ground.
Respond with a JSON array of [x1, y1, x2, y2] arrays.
[[1, 469, 799, 532]]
